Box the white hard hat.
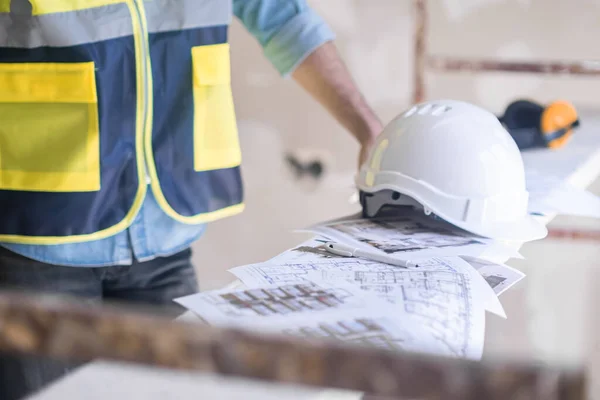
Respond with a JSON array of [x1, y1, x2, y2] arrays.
[[356, 99, 548, 242]]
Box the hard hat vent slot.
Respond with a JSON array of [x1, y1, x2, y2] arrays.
[[417, 104, 434, 115], [402, 104, 452, 118], [391, 191, 401, 200], [402, 106, 418, 118], [430, 105, 452, 116]]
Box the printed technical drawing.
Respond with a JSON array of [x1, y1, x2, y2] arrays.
[[326, 218, 483, 254], [281, 316, 445, 355], [230, 256, 487, 358]]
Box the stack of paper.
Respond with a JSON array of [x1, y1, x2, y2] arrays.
[[175, 280, 450, 357], [301, 210, 522, 260], [175, 209, 526, 361]]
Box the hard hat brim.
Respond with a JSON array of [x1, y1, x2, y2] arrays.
[[357, 182, 548, 243]]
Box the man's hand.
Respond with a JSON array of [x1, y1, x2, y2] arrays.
[[359, 137, 377, 170], [292, 41, 383, 170]]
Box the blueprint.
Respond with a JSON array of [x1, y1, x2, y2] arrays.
[[230, 255, 489, 359], [174, 282, 377, 325], [174, 281, 453, 357], [303, 212, 521, 261], [173, 281, 406, 330], [280, 315, 450, 357], [266, 238, 505, 317], [460, 256, 525, 296]]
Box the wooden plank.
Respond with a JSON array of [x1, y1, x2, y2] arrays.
[[412, 0, 426, 104], [547, 228, 600, 242], [412, 0, 600, 101], [0, 291, 586, 400], [428, 57, 600, 76]]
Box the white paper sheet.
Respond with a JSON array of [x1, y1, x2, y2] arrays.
[[174, 281, 454, 358], [526, 169, 600, 218], [229, 255, 490, 359], [174, 281, 388, 327], [413, 256, 506, 319], [460, 256, 526, 296], [262, 237, 504, 318], [302, 212, 521, 262], [279, 314, 453, 358]]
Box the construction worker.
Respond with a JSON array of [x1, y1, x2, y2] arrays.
[[0, 0, 382, 398]]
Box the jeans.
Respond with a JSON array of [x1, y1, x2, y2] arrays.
[[0, 246, 199, 400]]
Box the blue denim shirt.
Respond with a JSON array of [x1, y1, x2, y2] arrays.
[[1, 1, 335, 267]]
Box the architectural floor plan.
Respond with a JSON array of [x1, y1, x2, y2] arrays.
[[281, 315, 446, 356], [461, 256, 525, 295], [174, 281, 392, 328], [230, 255, 487, 359], [304, 213, 517, 260]]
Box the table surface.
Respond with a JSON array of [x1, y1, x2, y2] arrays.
[[29, 108, 600, 400]]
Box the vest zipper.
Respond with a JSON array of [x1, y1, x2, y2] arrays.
[[131, 0, 152, 185]]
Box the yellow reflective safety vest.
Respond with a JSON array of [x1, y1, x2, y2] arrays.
[[0, 0, 244, 244]]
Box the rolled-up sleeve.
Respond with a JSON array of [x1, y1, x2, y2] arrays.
[[233, 0, 336, 77]]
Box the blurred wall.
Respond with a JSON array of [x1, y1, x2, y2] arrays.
[[192, 0, 600, 394]]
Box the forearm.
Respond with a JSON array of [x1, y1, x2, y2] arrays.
[[292, 41, 383, 147]]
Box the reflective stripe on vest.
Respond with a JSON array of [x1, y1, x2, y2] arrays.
[[0, 0, 244, 244]]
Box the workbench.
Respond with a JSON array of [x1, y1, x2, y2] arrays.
[[27, 108, 600, 399]]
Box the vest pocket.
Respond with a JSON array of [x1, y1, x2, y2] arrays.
[[191, 43, 241, 172], [0, 62, 100, 192]]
